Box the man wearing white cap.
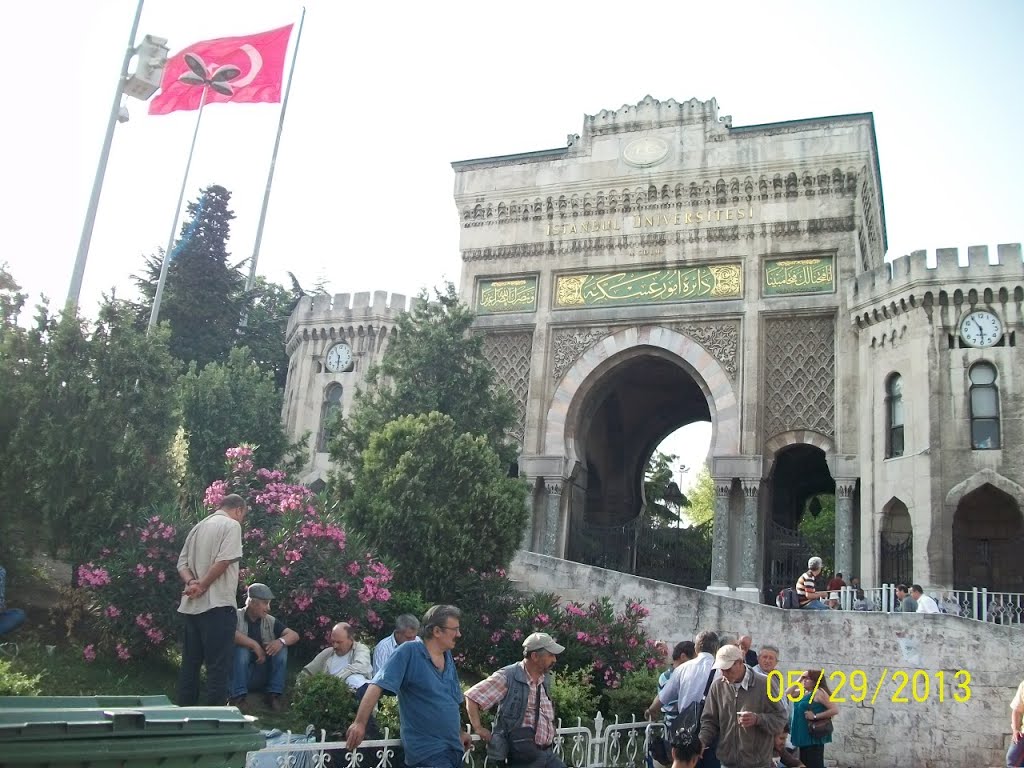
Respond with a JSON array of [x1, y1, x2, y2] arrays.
[[465, 632, 566, 768], [698, 644, 788, 768]]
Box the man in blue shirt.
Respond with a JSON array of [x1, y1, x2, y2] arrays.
[[346, 604, 472, 768]]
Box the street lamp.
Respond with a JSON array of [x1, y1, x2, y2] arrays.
[[66, 1, 168, 312]]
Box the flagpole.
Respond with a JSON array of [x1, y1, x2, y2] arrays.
[[67, 0, 145, 313], [242, 7, 306, 312], [148, 85, 209, 332]]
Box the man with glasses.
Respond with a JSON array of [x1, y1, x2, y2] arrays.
[[347, 605, 472, 768]]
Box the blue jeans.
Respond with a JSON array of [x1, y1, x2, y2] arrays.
[[1007, 735, 1024, 767], [0, 608, 26, 637], [803, 599, 830, 610], [229, 644, 288, 697]]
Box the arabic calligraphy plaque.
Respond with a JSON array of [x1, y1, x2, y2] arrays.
[[476, 276, 538, 314], [553, 264, 742, 309], [762, 256, 835, 296]]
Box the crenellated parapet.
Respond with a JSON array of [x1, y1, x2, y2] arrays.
[[583, 95, 731, 138], [285, 290, 417, 356], [848, 244, 1024, 329]]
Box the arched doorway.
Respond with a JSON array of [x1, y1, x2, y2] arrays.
[[952, 483, 1023, 590], [764, 443, 835, 600], [565, 350, 712, 587], [880, 498, 913, 586]]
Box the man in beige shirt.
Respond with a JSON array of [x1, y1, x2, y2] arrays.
[[176, 494, 246, 705]]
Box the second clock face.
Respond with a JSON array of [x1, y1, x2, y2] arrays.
[[960, 310, 1003, 348], [325, 342, 353, 372]]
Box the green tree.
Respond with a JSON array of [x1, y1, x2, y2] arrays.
[[330, 283, 518, 481], [135, 185, 244, 369], [643, 451, 687, 525], [0, 286, 180, 562], [178, 346, 295, 495], [348, 411, 527, 597], [237, 275, 303, 389], [684, 465, 716, 527], [799, 494, 836, 571]]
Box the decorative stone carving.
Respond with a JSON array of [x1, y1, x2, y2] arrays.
[[481, 331, 533, 443], [551, 327, 610, 381], [671, 321, 740, 379], [763, 315, 836, 438]]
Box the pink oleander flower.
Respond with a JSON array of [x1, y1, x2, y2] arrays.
[[317, 615, 332, 626], [116, 643, 131, 661], [83, 644, 96, 662], [511, 629, 523, 641], [346, 561, 360, 576], [146, 627, 165, 645], [491, 631, 503, 643], [534, 614, 550, 626], [293, 594, 313, 611], [105, 605, 121, 619], [204, 480, 228, 509]]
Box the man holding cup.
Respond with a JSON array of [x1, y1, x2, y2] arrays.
[[698, 645, 788, 768]]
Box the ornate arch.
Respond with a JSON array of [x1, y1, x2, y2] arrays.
[[542, 325, 739, 466], [763, 430, 835, 477], [944, 469, 1024, 511]]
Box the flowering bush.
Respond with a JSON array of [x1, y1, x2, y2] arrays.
[[71, 446, 394, 659]]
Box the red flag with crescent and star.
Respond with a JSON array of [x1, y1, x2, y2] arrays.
[[149, 24, 293, 116]]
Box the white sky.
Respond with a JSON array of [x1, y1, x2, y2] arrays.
[[6, 0, 1023, 481]]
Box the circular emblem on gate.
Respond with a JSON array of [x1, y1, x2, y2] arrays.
[[622, 136, 669, 167]]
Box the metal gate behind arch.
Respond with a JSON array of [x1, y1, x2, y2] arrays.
[[764, 522, 812, 603], [880, 534, 913, 586]]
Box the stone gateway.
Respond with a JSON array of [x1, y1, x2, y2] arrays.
[[283, 96, 1023, 599]]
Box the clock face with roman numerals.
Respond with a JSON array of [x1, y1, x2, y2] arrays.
[[325, 342, 353, 372], [959, 310, 1002, 348]]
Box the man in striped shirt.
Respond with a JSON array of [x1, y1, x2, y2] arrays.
[[796, 557, 830, 609]]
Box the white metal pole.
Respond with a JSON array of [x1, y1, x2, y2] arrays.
[[148, 85, 209, 332], [67, 0, 145, 313], [243, 8, 307, 299]]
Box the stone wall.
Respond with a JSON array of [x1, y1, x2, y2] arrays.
[[510, 551, 1017, 768]]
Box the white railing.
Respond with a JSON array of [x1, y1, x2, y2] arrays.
[[246, 713, 659, 768], [837, 584, 1024, 624]]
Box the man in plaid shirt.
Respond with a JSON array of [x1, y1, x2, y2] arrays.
[[465, 632, 566, 768]]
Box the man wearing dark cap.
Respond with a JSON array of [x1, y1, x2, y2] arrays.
[[228, 583, 299, 712], [465, 632, 566, 768]]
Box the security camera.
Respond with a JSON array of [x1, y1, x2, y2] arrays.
[[117, 105, 130, 124]]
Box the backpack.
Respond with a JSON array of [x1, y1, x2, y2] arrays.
[[777, 588, 801, 609]]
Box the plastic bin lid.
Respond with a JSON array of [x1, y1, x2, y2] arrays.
[[0, 705, 260, 742], [0, 695, 174, 709]]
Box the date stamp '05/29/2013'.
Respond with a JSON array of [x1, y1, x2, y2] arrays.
[[766, 669, 972, 705]]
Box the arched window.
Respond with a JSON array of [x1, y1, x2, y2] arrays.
[[885, 373, 904, 458], [317, 383, 343, 452], [969, 363, 1000, 449]]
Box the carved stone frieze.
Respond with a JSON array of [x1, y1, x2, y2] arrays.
[[481, 331, 533, 444], [551, 327, 610, 381], [671, 321, 740, 380], [763, 315, 836, 439]]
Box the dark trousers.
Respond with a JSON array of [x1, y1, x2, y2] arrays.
[[177, 606, 236, 706], [696, 739, 719, 768], [799, 744, 825, 768]]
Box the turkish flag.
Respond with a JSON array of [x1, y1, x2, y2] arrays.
[[149, 25, 293, 116]]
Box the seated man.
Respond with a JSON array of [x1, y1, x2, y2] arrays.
[[0, 566, 26, 639], [371, 613, 421, 676], [301, 621, 373, 694], [228, 583, 299, 712], [796, 557, 830, 610]]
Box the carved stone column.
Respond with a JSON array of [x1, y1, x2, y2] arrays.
[[520, 477, 537, 552], [835, 479, 857, 580], [738, 479, 761, 594], [543, 479, 563, 557], [709, 478, 732, 589]]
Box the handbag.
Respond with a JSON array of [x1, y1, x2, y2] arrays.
[[808, 712, 834, 737], [674, 667, 717, 735], [507, 686, 544, 763]]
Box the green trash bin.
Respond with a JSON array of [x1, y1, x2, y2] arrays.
[[0, 695, 175, 710], [0, 700, 265, 768]]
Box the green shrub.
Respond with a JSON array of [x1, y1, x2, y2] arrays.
[[0, 659, 41, 696], [550, 668, 599, 729], [376, 693, 401, 737], [291, 674, 357, 736], [602, 669, 658, 721]]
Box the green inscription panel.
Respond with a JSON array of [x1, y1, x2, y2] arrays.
[[476, 276, 538, 314], [554, 264, 742, 308], [763, 256, 834, 296]]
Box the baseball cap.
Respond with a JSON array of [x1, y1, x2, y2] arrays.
[[247, 583, 274, 600], [523, 632, 565, 654], [712, 644, 745, 670]]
